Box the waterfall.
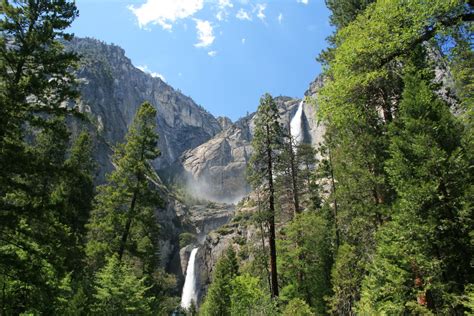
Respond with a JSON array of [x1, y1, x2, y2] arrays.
[[181, 247, 199, 309], [290, 101, 304, 144]]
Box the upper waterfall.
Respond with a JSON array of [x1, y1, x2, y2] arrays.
[[181, 247, 199, 310], [290, 101, 304, 144]]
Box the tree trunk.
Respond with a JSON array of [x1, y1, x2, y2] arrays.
[[287, 127, 300, 216], [328, 147, 340, 249], [118, 188, 138, 262], [266, 124, 279, 298], [257, 191, 272, 295]]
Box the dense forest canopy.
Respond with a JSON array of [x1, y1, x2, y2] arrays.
[[0, 0, 472, 315]]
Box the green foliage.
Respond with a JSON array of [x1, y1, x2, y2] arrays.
[[282, 298, 315, 316], [325, 0, 375, 29], [200, 247, 239, 316], [91, 255, 153, 315], [464, 284, 474, 315], [180, 232, 197, 248], [247, 93, 284, 189], [230, 274, 272, 315], [0, 1, 86, 313], [319, 0, 470, 127], [357, 65, 473, 314], [313, 1, 473, 314], [86, 101, 162, 271], [328, 244, 364, 315], [279, 211, 333, 314], [247, 93, 283, 298]]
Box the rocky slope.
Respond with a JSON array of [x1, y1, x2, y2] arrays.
[[180, 79, 326, 203], [65, 37, 229, 278], [67, 37, 222, 181]]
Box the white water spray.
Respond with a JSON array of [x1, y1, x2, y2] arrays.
[[181, 247, 199, 309], [290, 101, 304, 144]]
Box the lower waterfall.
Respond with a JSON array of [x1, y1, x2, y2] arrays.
[[290, 100, 304, 144], [181, 247, 199, 309]]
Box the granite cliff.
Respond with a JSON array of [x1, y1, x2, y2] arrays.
[[180, 79, 326, 203], [67, 37, 222, 181], [65, 38, 326, 300]]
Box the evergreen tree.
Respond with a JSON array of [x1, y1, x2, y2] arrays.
[[91, 254, 152, 315], [0, 1, 80, 312], [229, 274, 273, 316], [199, 247, 239, 316], [279, 211, 333, 314], [247, 93, 283, 298], [282, 298, 315, 316], [86, 101, 162, 271], [276, 126, 300, 218], [54, 131, 95, 275], [358, 60, 473, 314]]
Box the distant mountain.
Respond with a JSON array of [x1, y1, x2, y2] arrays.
[[66, 37, 222, 182]]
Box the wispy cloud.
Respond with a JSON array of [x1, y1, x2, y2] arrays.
[[216, 0, 233, 21], [255, 3, 266, 21], [194, 19, 215, 47], [129, 0, 204, 30], [241, 38, 246, 44], [136, 65, 166, 82], [278, 12, 283, 24], [208, 50, 218, 57], [297, 0, 309, 4], [236, 8, 251, 21]]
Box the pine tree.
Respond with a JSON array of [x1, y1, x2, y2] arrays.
[[275, 125, 300, 218], [358, 59, 473, 314], [230, 274, 276, 316], [247, 93, 284, 298], [91, 255, 152, 315], [279, 211, 333, 314], [34, 130, 95, 282], [199, 247, 239, 316], [86, 102, 162, 271], [0, 1, 80, 312]]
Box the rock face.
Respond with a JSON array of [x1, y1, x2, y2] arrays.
[[180, 81, 326, 203], [65, 37, 226, 274], [181, 117, 254, 203], [67, 38, 222, 181]]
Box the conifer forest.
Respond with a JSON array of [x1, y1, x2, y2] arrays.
[[0, 0, 473, 315]]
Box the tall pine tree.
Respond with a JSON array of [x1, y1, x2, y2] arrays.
[[247, 93, 283, 298]]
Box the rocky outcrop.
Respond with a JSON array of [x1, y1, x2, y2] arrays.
[[178, 202, 235, 288], [67, 37, 222, 181], [180, 80, 326, 203], [191, 198, 260, 305]]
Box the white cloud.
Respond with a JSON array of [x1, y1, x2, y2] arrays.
[[241, 37, 246, 44], [208, 50, 218, 57], [297, 0, 309, 4], [236, 8, 251, 20], [128, 0, 204, 30], [218, 0, 233, 9], [194, 19, 215, 47], [255, 3, 266, 21], [278, 12, 283, 24], [216, 11, 225, 21], [216, 0, 233, 21], [136, 65, 166, 82]]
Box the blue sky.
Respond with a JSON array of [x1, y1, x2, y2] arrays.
[[70, 0, 333, 121]]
